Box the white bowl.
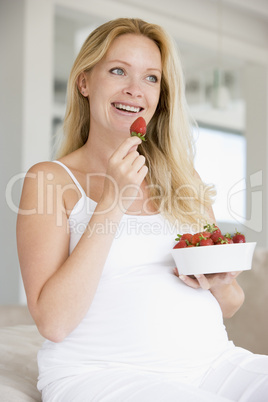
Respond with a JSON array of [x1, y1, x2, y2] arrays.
[[171, 242, 257, 275]]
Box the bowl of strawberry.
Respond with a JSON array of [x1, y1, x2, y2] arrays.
[[171, 223, 256, 275]]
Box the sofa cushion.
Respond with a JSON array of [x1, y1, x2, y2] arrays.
[[0, 305, 34, 327], [0, 325, 43, 402]]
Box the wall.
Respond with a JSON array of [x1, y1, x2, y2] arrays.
[[0, 0, 53, 304], [0, 0, 25, 304], [244, 65, 268, 246]]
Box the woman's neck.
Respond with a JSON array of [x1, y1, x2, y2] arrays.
[[82, 128, 129, 172]]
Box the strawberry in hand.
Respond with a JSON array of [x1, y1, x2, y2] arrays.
[[130, 117, 147, 141]]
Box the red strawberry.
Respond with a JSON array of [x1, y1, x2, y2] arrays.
[[130, 117, 147, 141], [213, 234, 228, 244], [224, 233, 233, 244], [232, 231, 246, 243], [204, 223, 221, 236], [175, 233, 192, 243], [199, 237, 214, 246], [191, 232, 202, 246], [210, 232, 222, 243], [181, 233, 192, 241], [200, 230, 212, 239], [174, 240, 188, 249]]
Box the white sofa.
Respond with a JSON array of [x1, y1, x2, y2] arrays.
[[0, 306, 43, 401], [0, 249, 267, 401]]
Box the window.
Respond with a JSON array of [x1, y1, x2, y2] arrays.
[[194, 126, 246, 224]]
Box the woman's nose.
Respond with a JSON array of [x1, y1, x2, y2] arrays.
[[122, 79, 143, 98]]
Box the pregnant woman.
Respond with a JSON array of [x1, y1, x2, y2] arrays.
[[17, 17, 268, 401]]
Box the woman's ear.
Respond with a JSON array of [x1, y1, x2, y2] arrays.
[[77, 72, 89, 97]]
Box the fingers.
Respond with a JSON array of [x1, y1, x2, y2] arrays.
[[123, 150, 143, 166], [218, 271, 240, 285], [180, 275, 200, 289], [173, 268, 200, 289], [173, 267, 179, 277], [194, 274, 210, 290], [137, 165, 149, 181], [131, 154, 146, 172], [112, 138, 147, 183], [127, 144, 140, 155], [104, 137, 147, 213], [229, 271, 242, 279], [173, 268, 242, 291], [109, 137, 146, 176], [112, 136, 142, 160]]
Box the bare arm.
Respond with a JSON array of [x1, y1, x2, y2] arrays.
[[209, 275, 245, 318], [17, 136, 147, 342]]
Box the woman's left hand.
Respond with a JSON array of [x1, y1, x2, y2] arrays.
[[173, 268, 241, 291]]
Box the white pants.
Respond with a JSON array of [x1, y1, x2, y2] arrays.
[[41, 348, 268, 402]]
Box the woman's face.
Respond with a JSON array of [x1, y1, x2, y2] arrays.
[[85, 33, 162, 139]]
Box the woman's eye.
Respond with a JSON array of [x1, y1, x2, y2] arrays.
[[110, 68, 124, 76], [146, 75, 158, 83]]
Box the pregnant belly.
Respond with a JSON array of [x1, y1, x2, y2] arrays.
[[68, 269, 229, 371]]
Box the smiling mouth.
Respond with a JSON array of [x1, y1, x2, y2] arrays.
[[113, 103, 143, 113]]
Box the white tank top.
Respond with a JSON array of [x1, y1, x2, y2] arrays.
[[37, 161, 233, 389]]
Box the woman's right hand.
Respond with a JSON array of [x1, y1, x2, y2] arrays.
[[100, 136, 148, 214]]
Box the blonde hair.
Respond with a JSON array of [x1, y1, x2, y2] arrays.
[[56, 17, 215, 227]]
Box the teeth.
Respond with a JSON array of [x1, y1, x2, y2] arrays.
[[114, 103, 140, 113]]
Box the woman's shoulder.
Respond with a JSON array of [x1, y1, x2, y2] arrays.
[[24, 155, 80, 196], [20, 156, 82, 217], [26, 160, 68, 183]]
